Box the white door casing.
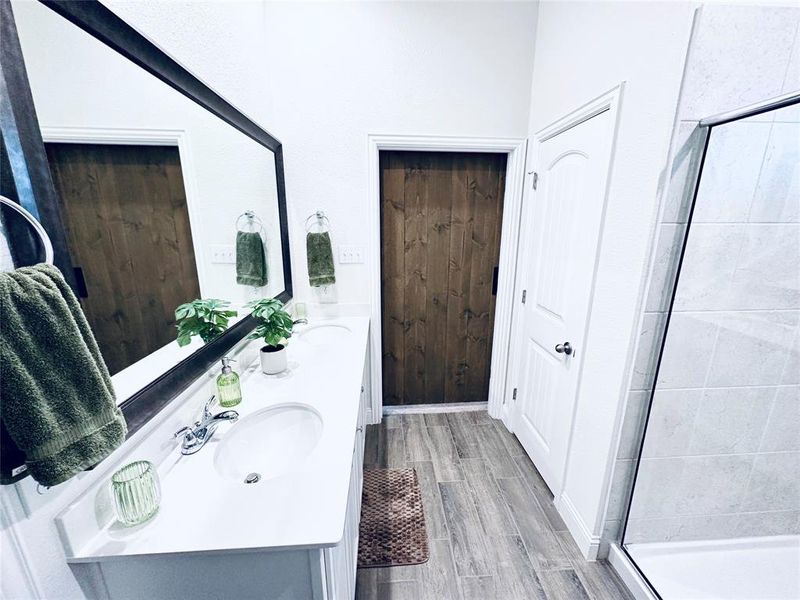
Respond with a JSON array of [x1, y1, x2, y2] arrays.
[[509, 88, 621, 495]]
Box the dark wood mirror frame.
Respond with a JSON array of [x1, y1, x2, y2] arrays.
[[0, 0, 293, 483]]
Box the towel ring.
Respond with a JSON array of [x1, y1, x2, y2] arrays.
[[304, 211, 330, 234], [235, 210, 266, 237], [0, 195, 54, 266]]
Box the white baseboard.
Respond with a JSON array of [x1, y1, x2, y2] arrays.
[[382, 402, 488, 415], [608, 544, 658, 600], [555, 493, 601, 560]]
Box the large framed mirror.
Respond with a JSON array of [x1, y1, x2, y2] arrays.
[[0, 0, 292, 482]]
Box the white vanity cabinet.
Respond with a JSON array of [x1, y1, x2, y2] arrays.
[[60, 317, 373, 600], [91, 368, 369, 600], [323, 365, 368, 599]]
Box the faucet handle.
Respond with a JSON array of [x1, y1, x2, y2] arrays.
[[202, 395, 217, 420], [174, 426, 195, 441]]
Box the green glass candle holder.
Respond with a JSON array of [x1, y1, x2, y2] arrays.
[[111, 460, 160, 526]]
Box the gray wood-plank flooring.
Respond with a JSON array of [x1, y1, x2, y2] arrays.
[[357, 412, 633, 600]]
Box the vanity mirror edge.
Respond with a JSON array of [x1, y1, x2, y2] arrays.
[[0, 0, 293, 484]]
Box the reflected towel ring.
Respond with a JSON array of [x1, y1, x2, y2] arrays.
[[0, 195, 54, 267], [304, 211, 330, 233], [235, 210, 266, 237]]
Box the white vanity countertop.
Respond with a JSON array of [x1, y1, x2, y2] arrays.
[[64, 316, 370, 562]]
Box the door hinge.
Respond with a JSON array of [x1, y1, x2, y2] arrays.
[[521, 290, 527, 304], [532, 172, 539, 190], [512, 388, 518, 401]]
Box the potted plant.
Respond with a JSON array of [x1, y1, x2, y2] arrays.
[[175, 299, 238, 347], [248, 298, 294, 374]]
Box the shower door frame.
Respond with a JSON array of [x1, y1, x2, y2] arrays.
[[613, 90, 800, 599]]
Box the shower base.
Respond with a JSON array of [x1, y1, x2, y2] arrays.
[[626, 535, 800, 599]]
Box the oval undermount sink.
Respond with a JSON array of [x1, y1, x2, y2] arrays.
[[298, 324, 351, 346], [214, 403, 323, 483]]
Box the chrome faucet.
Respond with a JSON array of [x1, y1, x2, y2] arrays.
[[174, 396, 238, 455], [293, 318, 308, 326]]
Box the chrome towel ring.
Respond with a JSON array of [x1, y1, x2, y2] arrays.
[[0, 195, 54, 266]]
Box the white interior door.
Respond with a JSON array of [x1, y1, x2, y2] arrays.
[[510, 107, 615, 494]]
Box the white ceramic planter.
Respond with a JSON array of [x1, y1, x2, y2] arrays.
[[260, 345, 287, 374]]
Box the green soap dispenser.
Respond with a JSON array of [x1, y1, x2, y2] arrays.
[[216, 356, 242, 407]]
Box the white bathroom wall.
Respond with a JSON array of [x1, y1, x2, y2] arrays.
[[613, 3, 800, 546], [520, 0, 697, 557], [261, 1, 539, 304], [107, 1, 540, 306]]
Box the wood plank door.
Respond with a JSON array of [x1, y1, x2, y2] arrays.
[[509, 108, 615, 493], [381, 151, 506, 405], [45, 143, 200, 375]]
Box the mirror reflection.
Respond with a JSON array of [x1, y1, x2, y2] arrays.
[[11, 1, 286, 382]]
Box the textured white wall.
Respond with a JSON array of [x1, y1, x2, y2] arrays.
[[521, 0, 697, 555], [108, 1, 540, 305], [263, 1, 539, 304]]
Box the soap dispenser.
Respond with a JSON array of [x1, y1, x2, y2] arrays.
[[216, 356, 242, 408]]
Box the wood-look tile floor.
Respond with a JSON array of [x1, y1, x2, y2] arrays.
[[356, 412, 634, 600]]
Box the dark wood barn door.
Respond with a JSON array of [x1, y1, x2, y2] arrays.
[[381, 151, 506, 405], [46, 143, 200, 375]]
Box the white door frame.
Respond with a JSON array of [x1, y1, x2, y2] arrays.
[[506, 85, 624, 502], [366, 134, 527, 424], [39, 126, 208, 295]]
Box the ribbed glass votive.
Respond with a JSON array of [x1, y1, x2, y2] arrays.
[[111, 460, 160, 526]]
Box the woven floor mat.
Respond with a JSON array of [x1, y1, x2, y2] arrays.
[[357, 467, 430, 568]]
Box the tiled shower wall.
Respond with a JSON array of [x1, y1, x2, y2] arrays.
[[605, 4, 800, 546]]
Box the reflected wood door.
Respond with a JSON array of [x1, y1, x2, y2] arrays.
[[381, 151, 506, 405], [45, 143, 200, 375]]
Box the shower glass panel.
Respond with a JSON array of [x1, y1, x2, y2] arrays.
[[622, 100, 799, 599]]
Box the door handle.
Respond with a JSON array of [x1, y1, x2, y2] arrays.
[[555, 342, 573, 356]]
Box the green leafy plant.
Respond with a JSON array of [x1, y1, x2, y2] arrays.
[[175, 299, 238, 347], [247, 298, 293, 348]]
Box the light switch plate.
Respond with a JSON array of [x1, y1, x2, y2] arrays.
[[338, 245, 364, 264], [210, 245, 236, 264]]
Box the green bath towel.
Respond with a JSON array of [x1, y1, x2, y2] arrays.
[[236, 231, 268, 287], [0, 264, 126, 486], [307, 231, 336, 287]]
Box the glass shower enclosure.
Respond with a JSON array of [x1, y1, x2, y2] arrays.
[[620, 96, 800, 599]]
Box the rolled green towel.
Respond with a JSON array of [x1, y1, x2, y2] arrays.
[[236, 231, 267, 287], [307, 231, 336, 287], [0, 264, 127, 486]]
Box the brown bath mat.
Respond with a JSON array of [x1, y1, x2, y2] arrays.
[[357, 467, 430, 568]]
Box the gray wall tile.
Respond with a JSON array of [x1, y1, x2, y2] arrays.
[[679, 5, 799, 120], [705, 311, 798, 387], [641, 389, 702, 458], [691, 123, 771, 223], [750, 123, 800, 222], [673, 455, 753, 516], [656, 313, 717, 388], [760, 386, 800, 452], [688, 387, 774, 455], [741, 452, 800, 512]]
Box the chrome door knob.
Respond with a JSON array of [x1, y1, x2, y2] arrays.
[[555, 342, 573, 356]]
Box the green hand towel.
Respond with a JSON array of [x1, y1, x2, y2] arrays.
[[307, 231, 336, 287], [0, 264, 127, 486], [236, 231, 267, 287]]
